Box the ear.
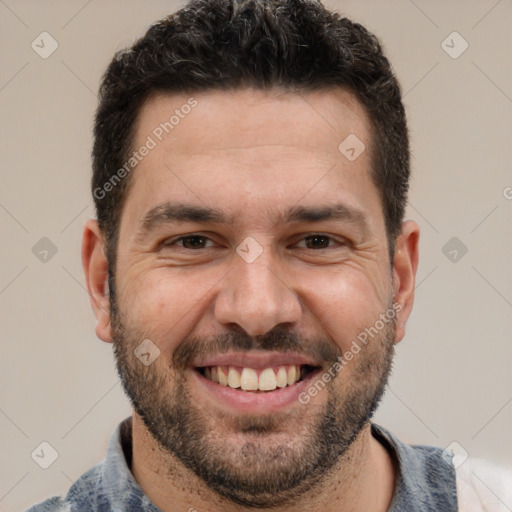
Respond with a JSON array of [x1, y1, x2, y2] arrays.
[[391, 220, 420, 344], [82, 219, 113, 343]]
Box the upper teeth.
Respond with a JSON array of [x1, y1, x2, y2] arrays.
[[203, 365, 301, 391]]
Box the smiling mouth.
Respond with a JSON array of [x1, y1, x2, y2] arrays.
[[196, 364, 319, 392]]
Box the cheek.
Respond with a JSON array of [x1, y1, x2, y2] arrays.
[[119, 269, 217, 355], [299, 267, 389, 350]]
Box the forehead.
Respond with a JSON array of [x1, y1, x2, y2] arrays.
[[120, 87, 382, 235], [136, 87, 370, 155]]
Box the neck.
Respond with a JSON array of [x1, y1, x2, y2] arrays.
[[131, 413, 395, 512]]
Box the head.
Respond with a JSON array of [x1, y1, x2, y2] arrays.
[[83, 0, 419, 507]]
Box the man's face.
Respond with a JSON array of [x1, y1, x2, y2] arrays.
[[110, 88, 397, 506]]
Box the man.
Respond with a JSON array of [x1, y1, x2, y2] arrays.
[[26, 1, 508, 511]]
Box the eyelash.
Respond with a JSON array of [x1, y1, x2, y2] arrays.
[[162, 233, 346, 250]]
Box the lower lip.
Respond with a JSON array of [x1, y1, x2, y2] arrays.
[[192, 369, 319, 414]]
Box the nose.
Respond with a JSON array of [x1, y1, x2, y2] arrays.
[[214, 249, 302, 336]]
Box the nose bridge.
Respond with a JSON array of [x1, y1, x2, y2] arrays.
[[214, 246, 301, 336]]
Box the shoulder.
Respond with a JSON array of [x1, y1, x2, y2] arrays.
[[24, 462, 105, 512], [372, 424, 512, 512], [24, 496, 69, 512], [24, 417, 159, 512], [455, 457, 512, 512]]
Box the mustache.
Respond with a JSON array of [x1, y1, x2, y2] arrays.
[[172, 325, 342, 370]]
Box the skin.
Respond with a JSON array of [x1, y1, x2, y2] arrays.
[[82, 88, 419, 512]]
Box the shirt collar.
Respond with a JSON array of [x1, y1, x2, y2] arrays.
[[371, 423, 458, 511], [100, 416, 161, 511]]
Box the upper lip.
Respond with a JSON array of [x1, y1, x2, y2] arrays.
[[193, 351, 320, 369]]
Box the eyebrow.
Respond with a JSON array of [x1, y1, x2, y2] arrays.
[[284, 204, 368, 229], [139, 203, 228, 233], [137, 201, 370, 239]]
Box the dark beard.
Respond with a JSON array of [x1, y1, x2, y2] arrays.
[[110, 292, 395, 508]]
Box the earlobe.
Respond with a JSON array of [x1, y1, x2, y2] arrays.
[[391, 220, 420, 344], [82, 219, 113, 343]]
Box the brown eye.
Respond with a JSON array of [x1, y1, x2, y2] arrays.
[[169, 235, 213, 249], [300, 235, 334, 249]]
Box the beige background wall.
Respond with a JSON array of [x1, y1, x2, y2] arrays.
[[1, 1, 511, 510]]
